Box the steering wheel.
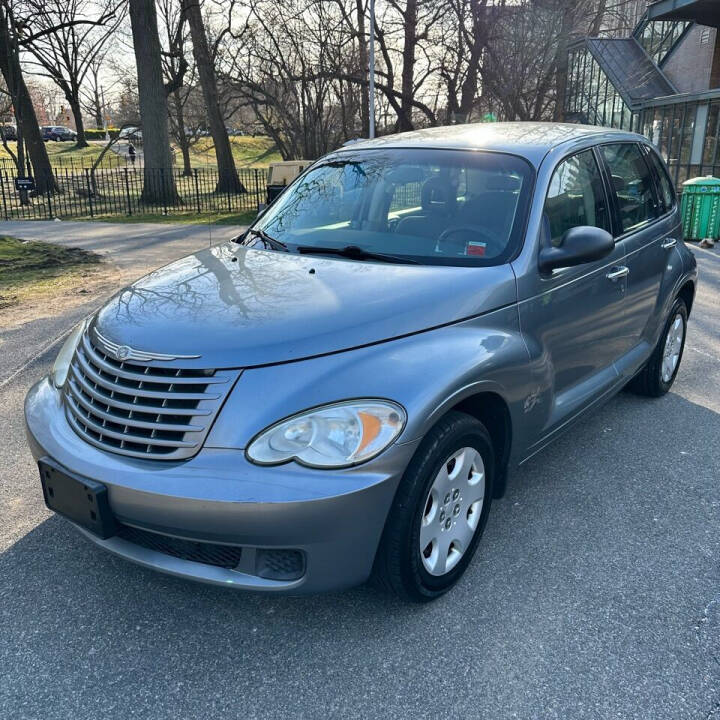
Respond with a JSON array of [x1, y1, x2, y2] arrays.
[[437, 226, 501, 256]]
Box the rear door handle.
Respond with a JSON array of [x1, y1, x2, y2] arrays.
[[606, 266, 629, 281], [661, 237, 677, 249]]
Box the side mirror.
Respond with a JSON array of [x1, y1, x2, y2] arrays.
[[538, 226, 614, 274]]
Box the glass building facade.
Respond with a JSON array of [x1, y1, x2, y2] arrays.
[[566, 6, 720, 189], [566, 46, 641, 132], [636, 19, 691, 66]]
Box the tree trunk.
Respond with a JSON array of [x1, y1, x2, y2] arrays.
[[68, 93, 88, 148], [355, 0, 370, 138], [129, 0, 180, 205], [0, 4, 57, 194], [93, 84, 103, 129], [172, 89, 193, 176], [398, 0, 418, 131], [181, 0, 244, 193], [553, 8, 572, 122], [458, 0, 486, 121]]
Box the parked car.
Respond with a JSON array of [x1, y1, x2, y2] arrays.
[[41, 126, 77, 142], [25, 123, 696, 601], [1, 124, 17, 141], [118, 126, 142, 143]]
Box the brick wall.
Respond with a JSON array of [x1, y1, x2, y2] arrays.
[[663, 24, 718, 93]]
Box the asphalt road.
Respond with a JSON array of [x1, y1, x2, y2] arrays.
[[1, 230, 719, 719]]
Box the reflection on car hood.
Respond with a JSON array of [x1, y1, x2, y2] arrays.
[[93, 243, 517, 369]]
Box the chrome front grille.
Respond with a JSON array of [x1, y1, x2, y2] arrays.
[[63, 330, 238, 460]]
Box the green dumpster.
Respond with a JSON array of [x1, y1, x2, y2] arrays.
[[680, 175, 720, 240]]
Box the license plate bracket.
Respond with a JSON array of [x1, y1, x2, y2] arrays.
[[39, 459, 117, 539]]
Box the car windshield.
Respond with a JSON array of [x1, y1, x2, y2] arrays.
[[252, 148, 534, 266]]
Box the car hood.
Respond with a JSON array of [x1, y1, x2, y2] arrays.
[[92, 243, 517, 369]]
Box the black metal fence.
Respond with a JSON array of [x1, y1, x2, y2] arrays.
[[0, 166, 267, 221]]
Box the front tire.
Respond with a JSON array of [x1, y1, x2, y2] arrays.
[[629, 297, 688, 397], [373, 411, 494, 602]]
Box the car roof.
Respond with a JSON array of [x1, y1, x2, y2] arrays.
[[338, 122, 646, 167]]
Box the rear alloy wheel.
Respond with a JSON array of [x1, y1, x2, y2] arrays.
[[661, 313, 685, 384], [373, 411, 494, 602], [629, 297, 688, 397]]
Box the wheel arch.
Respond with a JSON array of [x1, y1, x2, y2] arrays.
[[450, 391, 512, 499], [677, 280, 695, 317]]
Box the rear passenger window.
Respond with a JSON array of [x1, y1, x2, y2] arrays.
[[544, 150, 610, 247], [645, 148, 676, 213], [601, 143, 660, 232]]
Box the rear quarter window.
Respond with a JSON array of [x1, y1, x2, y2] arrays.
[[601, 143, 660, 233], [644, 147, 676, 214]]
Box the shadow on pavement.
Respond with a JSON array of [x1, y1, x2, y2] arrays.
[[1, 391, 719, 718]]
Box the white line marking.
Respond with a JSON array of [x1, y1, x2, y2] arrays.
[[0, 327, 72, 389], [688, 345, 720, 362]]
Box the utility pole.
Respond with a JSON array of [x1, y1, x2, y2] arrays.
[[368, 0, 376, 139]]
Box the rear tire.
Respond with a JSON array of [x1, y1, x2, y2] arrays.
[[629, 297, 687, 397], [373, 411, 494, 602]]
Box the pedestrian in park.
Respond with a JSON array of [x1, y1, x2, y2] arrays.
[[128, 143, 137, 165]]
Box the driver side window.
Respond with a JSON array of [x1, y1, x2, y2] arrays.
[[545, 150, 611, 247]]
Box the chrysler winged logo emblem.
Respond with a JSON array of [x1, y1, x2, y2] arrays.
[[93, 328, 200, 362]]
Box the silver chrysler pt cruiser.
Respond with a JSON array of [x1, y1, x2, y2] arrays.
[[25, 123, 697, 601]]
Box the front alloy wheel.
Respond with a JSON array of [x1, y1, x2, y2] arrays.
[[373, 411, 494, 602], [420, 447, 485, 576]]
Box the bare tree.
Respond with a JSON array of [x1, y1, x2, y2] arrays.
[[180, 0, 243, 192], [438, 0, 488, 124], [158, 0, 208, 176], [128, 0, 179, 204], [220, 0, 368, 158], [19, 0, 125, 147], [80, 53, 114, 130], [0, 0, 57, 192]]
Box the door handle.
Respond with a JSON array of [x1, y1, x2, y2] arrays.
[[606, 266, 629, 281], [661, 237, 677, 249]]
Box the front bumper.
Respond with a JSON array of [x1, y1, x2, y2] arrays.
[[25, 378, 419, 593]]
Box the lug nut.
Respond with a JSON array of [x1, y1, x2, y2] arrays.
[[453, 504, 460, 516], [445, 518, 452, 530], [444, 493, 451, 504], [439, 509, 446, 522], [452, 489, 459, 500]]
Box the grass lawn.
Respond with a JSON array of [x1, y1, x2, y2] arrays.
[[182, 136, 281, 168], [0, 235, 103, 309], [0, 142, 126, 170], [0, 136, 280, 171]]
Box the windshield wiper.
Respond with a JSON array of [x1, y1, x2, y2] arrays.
[[238, 228, 288, 251], [296, 244, 420, 265]]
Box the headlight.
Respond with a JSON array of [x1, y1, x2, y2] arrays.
[[246, 400, 406, 468], [51, 319, 87, 388]]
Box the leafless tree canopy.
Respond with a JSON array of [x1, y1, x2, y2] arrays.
[[18, 0, 125, 146], [4, 0, 649, 191]]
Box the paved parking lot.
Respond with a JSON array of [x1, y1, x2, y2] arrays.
[[1, 229, 719, 719]]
